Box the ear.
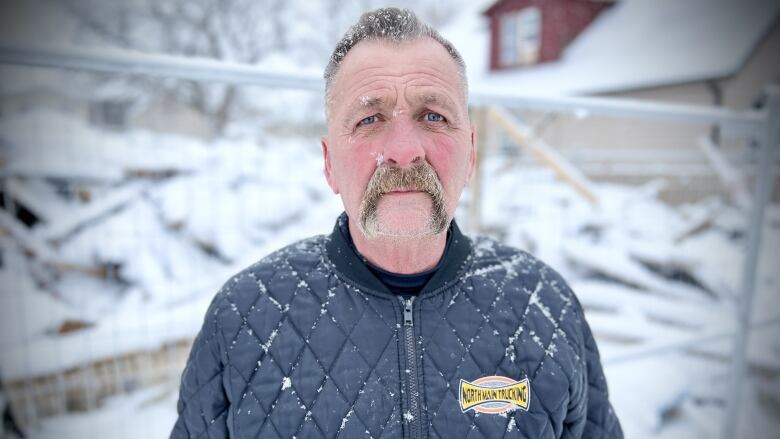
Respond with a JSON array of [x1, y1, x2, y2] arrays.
[[466, 124, 477, 183], [321, 136, 339, 194]]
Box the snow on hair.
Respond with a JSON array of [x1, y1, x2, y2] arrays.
[[323, 7, 468, 116]]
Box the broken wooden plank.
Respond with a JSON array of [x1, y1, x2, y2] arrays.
[[0, 210, 56, 261], [562, 238, 715, 301], [33, 181, 147, 242], [3, 177, 71, 226], [488, 106, 600, 205], [698, 136, 751, 211], [468, 107, 487, 232]]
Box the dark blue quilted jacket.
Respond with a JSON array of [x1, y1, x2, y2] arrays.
[[171, 216, 622, 438]]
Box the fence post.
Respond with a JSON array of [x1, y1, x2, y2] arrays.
[[722, 87, 780, 439], [468, 106, 487, 233]]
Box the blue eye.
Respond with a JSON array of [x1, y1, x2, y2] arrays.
[[359, 115, 377, 126], [426, 112, 445, 122]]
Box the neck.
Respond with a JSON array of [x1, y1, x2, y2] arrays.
[[348, 219, 447, 274]]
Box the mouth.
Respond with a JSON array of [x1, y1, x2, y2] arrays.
[[384, 190, 424, 197], [384, 186, 422, 194]]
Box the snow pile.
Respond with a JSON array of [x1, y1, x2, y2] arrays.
[[475, 155, 780, 438], [0, 109, 342, 380]]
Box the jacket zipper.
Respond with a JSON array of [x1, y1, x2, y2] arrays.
[[401, 296, 422, 439]]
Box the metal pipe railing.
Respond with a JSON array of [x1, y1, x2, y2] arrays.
[[722, 87, 780, 439], [0, 44, 324, 91], [0, 44, 768, 134]]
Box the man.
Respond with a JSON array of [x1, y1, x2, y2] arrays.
[[172, 7, 622, 439]]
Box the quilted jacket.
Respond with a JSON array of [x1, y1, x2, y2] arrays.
[[171, 215, 622, 438]]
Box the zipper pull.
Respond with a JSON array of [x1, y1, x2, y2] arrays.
[[403, 297, 414, 327]]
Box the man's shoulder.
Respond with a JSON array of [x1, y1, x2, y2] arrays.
[[466, 235, 568, 288], [207, 234, 330, 318], [247, 234, 330, 277], [464, 235, 584, 336]]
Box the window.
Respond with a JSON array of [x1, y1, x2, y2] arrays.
[[500, 6, 541, 67]]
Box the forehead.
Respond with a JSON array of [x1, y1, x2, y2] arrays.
[[328, 38, 465, 114]]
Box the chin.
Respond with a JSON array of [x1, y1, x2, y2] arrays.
[[357, 191, 451, 239], [374, 223, 437, 239], [361, 206, 448, 239]]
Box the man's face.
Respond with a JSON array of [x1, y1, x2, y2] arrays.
[[322, 38, 475, 239]]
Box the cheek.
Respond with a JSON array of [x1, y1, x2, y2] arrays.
[[427, 135, 470, 189], [334, 141, 380, 196]]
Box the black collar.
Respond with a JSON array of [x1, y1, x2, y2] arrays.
[[325, 212, 472, 298]]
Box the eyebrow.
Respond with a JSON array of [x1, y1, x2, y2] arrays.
[[340, 92, 462, 129], [414, 93, 448, 106], [342, 96, 387, 129]]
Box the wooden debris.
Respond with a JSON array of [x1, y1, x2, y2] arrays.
[[53, 319, 95, 335], [468, 107, 487, 231], [35, 182, 146, 242], [625, 241, 718, 296], [563, 239, 714, 300], [45, 261, 122, 281], [698, 136, 751, 211], [0, 210, 56, 261], [488, 106, 600, 205]]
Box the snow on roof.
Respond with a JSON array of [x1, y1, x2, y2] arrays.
[[447, 0, 780, 96]]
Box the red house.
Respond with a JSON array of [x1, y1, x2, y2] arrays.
[[483, 0, 613, 70]]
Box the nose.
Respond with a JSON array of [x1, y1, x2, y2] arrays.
[[382, 118, 425, 168]]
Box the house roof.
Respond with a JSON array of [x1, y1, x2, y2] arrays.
[[444, 0, 780, 96], [481, 0, 615, 17]]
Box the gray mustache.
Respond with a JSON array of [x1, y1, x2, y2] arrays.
[[367, 160, 442, 197], [357, 159, 449, 238]]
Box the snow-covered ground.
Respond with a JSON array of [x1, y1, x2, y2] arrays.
[[1, 106, 778, 438]]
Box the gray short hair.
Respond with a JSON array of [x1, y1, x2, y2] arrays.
[[324, 7, 468, 113]]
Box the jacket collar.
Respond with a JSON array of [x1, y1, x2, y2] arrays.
[[325, 212, 472, 298]]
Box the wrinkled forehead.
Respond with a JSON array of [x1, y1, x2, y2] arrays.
[[326, 38, 467, 119]]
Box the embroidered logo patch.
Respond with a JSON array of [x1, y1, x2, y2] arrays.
[[459, 376, 530, 414]]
